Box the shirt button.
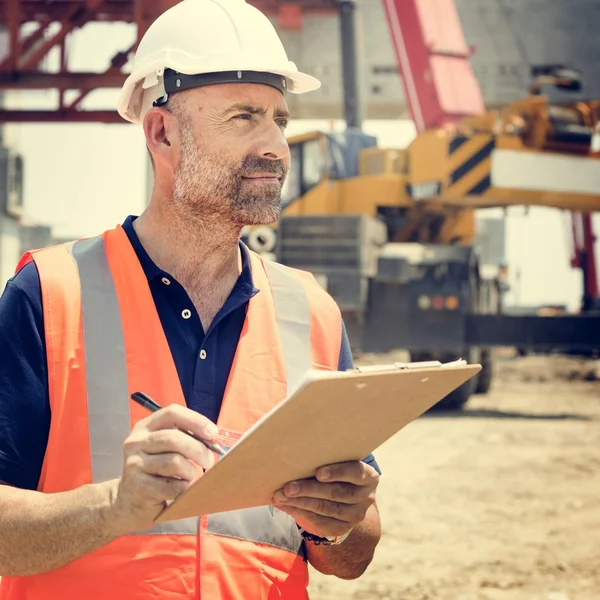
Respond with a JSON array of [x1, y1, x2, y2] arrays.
[[161, 277, 171, 286], [199, 349, 207, 360], [182, 309, 192, 319]]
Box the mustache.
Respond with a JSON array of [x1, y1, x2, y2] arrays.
[[239, 155, 286, 178]]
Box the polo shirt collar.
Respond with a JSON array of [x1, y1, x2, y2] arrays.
[[121, 215, 257, 292]]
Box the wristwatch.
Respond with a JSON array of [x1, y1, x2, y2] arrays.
[[298, 526, 353, 546]]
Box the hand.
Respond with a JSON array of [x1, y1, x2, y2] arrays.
[[109, 404, 218, 533], [272, 461, 379, 539]]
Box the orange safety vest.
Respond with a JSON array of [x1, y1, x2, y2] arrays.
[[0, 224, 342, 600]]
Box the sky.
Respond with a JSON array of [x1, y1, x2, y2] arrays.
[[1, 21, 593, 312]]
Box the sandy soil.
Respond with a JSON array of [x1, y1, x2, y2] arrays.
[[308, 353, 600, 600]]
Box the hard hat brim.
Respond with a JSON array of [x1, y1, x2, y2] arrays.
[[117, 65, 321, 125]]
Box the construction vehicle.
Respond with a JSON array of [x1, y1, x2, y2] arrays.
[[244, 0, 600, 409], [0, 0, 598, 409]]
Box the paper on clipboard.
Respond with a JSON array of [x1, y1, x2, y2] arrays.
[[346, 358, 467, 373], [154, 358, 481, 523]]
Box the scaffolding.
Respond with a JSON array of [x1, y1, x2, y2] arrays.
[[0, 0, 338, 123]]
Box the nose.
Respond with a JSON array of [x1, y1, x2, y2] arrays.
[[256, 121, 290, 162]]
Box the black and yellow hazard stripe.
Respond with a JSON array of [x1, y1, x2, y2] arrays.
[[447, 135, 495, 196]]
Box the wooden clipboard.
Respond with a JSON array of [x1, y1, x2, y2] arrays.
[[155, 360, 481, 523]]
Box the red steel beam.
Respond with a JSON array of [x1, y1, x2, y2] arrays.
[[4, 0, 339, 20], [251, 0, 338, 13], [65, 43, 135, 109], [19, 0, 105, 70], [8, 2, 133, 23], [58, 37, 67, 109], [5, 0, 21, 70], [0, 0, 138, 123], [0, 72, 127, 89], [0, 109, 125, 123], [0, 20, 51, 71], [19, 22, 81, 70], [0, 0, 340, 123]]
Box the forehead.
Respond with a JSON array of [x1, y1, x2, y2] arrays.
[[185, 83, 289, 114]]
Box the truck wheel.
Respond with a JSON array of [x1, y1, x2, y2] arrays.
[[433, 377, 475, 411], [474, 348, 493, 395], [412, 352, 474, 412]]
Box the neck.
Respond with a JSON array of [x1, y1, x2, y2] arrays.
[[133, 200, 243, 299]]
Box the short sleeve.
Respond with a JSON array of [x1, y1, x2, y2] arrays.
[[338, 320, 382, 475], [0, 261, 51, 489]]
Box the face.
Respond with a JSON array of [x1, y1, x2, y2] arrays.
[[166, 83, 291, 227]]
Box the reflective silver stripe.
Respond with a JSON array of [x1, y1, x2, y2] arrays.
[[261, 258, 312, 396], [134, 517, 199, 535], [70, 244, 310, 541], [71, 237, 197, 536], [70, 237, 130, 484], [201, 258, 311, 555], [207, 507, 305, 557]]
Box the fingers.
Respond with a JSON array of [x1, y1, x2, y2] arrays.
[[134, 428, 215, 471], [137, 451, 198, 481], [271, 461, 379, 540], [273, 461, 378, 505], [314, 461, 380, 487], [142, 404, 219, 441], [275, 495, 366, 523], [114, 405, 220, 533], [131, 470, 192, 502], [128, 406, 218, 472], [275, 479, 367, 505], [275, 505, 352, 538]]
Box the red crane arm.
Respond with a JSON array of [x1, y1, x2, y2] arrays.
[[382, 0, 599, 311], [381, 0, 485, 132], [571, 212, 599, 311]]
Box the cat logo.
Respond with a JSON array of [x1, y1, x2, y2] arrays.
[[406, 180, 442, 201]]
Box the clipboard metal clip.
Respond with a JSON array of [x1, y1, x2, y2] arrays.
[[351, 359, 466, 374]]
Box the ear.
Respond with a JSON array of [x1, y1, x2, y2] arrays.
[[143, 108, 179, 172]]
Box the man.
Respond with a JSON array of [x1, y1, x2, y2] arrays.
[[0, 0, 381, 598]]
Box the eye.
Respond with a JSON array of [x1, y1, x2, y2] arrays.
[[233, 113, 253, 121], [276, 118, 289, 129]]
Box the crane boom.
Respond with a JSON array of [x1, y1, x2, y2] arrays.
[[381, 0, 485, 131], [380, 0, 599, 312]]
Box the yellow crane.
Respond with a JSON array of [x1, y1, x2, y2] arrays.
[[245, 69, 600, 410], [249, 69, 600, 247]]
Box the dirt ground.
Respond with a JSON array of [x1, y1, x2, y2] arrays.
[[308, 353, 600, 600]]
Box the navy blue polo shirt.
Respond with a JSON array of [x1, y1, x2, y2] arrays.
[[0, 215, 380, 490]]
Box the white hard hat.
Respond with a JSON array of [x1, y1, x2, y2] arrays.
[[117, 0, 321, 124]]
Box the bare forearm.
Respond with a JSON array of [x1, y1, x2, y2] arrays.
[[0, 480, 123, 577], [306, 504, 381, 580]]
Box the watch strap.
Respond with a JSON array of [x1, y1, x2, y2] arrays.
[[298, 526, 352, 546]]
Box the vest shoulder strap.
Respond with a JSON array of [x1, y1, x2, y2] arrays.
[[249, 250, 343, 370], [21, 241, 83, 490], [23, 241, 81, 380]]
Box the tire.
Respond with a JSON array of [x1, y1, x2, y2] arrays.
[[474, 348, 493, 395], [432, 377, 475, 411], [413, 351, 474, 412], [246, 226, 277, 254]]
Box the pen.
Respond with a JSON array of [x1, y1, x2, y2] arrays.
[[131, 391, 227, 457]]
